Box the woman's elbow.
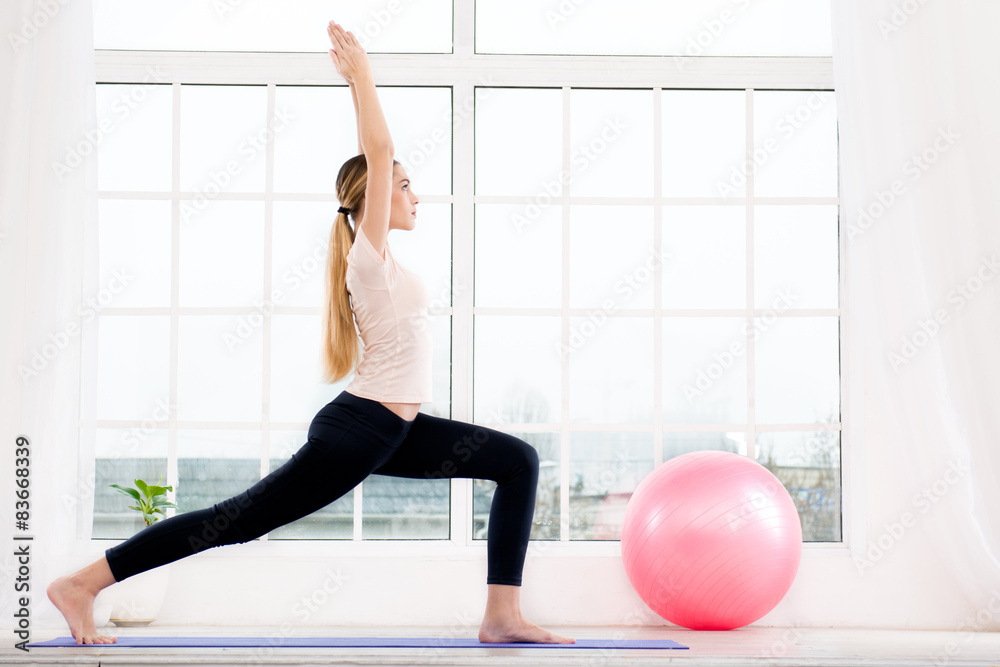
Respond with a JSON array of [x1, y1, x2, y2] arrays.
[[363, 143, 395, 160]]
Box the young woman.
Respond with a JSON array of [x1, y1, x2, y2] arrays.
[[46, 21, 575, 646]]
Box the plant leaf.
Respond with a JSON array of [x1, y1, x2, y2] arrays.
[[134, 478, 150, 496], [108, 484, 141, 502]]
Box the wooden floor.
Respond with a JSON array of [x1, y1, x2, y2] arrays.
[[9, 625, 1000, 666]]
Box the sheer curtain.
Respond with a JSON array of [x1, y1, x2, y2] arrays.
[[0, 0, 97, 623], [832, 0, 1000, 624]]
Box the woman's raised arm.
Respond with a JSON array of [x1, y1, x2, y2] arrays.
[[328, 21, 394, 255], [349, 82, 362, 155]]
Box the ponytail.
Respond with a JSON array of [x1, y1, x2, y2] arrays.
[[319, 208, 360, 383]]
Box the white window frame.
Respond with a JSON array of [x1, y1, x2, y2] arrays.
[[86, 2, 864, 573]]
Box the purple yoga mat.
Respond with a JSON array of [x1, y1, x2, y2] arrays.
[[28, 636, 688, 649]]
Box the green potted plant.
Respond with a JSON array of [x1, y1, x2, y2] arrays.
[[109, 476, 179, 527], [95, 476, 179, 627]]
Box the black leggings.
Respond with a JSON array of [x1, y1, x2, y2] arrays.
[[104, 390, 540, 587]]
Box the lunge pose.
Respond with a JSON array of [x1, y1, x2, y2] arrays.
[[47, 21, 574, 646]]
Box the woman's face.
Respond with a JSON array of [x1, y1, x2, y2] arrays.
[[389, 162, 419, 231]]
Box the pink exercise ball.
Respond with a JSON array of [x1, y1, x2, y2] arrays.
[[621, 450, 802, 630]]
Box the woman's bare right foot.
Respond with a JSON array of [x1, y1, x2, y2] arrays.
[[46, 575, 117, 644], [479, 613, 575, 644]]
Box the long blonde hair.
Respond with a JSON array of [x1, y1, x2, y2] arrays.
[[320, 154, 399, 383]]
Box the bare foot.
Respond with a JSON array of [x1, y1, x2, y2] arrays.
[[479, 614, 575, 644], [46, 575, 117, 644]]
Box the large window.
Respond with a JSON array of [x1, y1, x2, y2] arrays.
[[87, 0, 841, 546]]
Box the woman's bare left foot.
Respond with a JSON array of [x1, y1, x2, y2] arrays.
[[479, 615, 575, 644], [46, 575, 117, 644]]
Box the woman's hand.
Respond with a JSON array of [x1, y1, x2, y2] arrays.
[[327, 21, 371, 84]]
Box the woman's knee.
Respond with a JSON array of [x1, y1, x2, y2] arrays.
[[495, 434, 540, 484]]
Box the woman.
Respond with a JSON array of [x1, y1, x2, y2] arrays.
[[46, 21, 575, 646]]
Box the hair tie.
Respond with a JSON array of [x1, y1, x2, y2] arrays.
[[338, 206, 350, 216]]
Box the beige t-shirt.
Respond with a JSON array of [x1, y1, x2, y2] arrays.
[[343, 225, 433, 403]]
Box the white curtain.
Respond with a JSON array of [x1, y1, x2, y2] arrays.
[[832, 0, 1000, 625], [0, 0, 97, 624]]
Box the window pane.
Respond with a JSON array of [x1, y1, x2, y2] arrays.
[[179, 200, 264, 308], [92, 429, 168, 538], [753, 90, 838, 197], [570, 205, 655, 310], [569, 317, 653, 424], [662, 206, 745, 309], [271, 314, 347, 424], [569, 89, 652, 198], [176, 430, 261, 515], [98, 200, 172, 308], [97, 316, 170, 421], [754, 205, 839, 310], [569, 432, 654, 540], [96, 84, 172, 191], [756, 430, 842, 541], [387, 203, 452, 311], [474, 316, 560, 424], [424, 315, 452, 419], [180, 85, 268, 194], [662, 317, 747, 424], [476, 0, 832, 56], [178, 315, 263, 422], [381, 87, 452, 196], [475, 432, 559, 540], [475, 204, 561, 308], [664, 431, 746, 459], [94, 0, 452, 53], [271, 202, 337, 308], [755, 316, 840, 424], [662, 90, 746, 198], [475, 89, 562, 196], [273, 87, 352, 195], [362, 476, 450, 539], [267, 431, 353, 540]]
